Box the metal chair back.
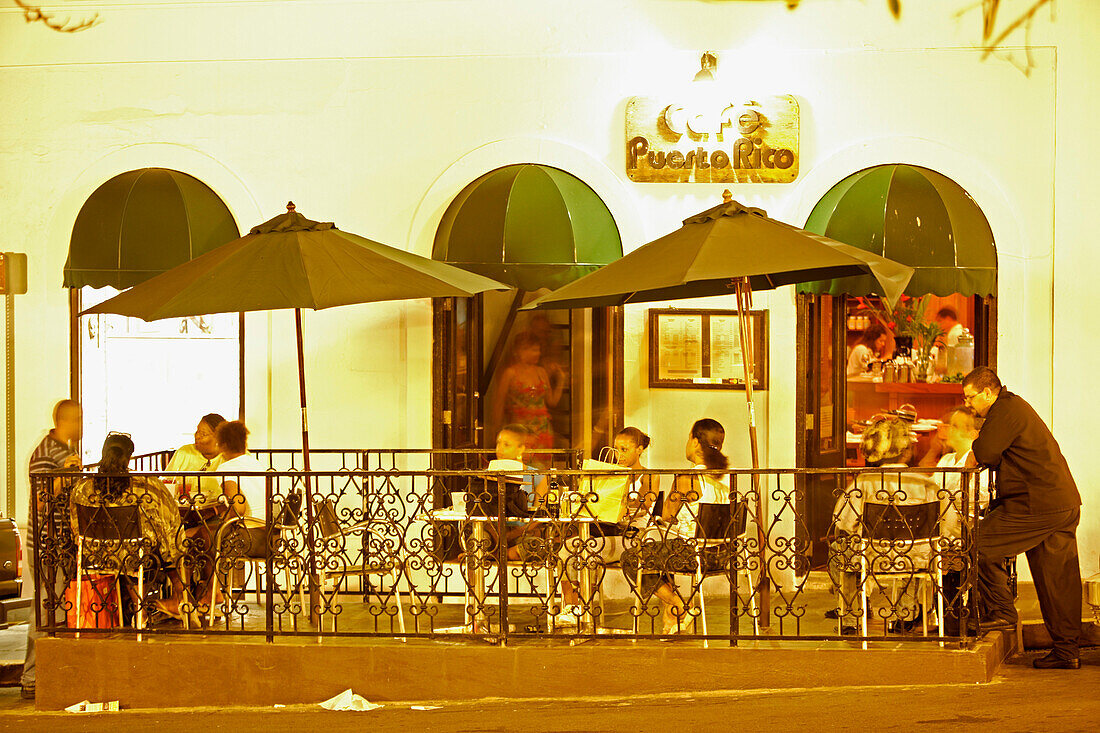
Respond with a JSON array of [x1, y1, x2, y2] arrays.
[[694, 501, 749, 541], [74, 503, 142, 543], [860, 501, 940, 542]]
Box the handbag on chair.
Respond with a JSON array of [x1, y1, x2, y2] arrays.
[[65, 575, 119, 629]]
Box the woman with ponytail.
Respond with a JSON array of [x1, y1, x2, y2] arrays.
[[621, 419, 732, 634]]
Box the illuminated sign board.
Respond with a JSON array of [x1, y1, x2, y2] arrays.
[[626, 95, 799, 183]]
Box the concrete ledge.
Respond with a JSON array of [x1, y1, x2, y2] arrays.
[[35, 634, 1010, 711]]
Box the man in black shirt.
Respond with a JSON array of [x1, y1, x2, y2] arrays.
[[963, 367, 1082, 669]]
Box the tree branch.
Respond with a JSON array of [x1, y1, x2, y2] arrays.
[[13, 0, 100, 33]]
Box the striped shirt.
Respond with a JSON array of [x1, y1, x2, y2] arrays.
[[29, 432, 77, 554]]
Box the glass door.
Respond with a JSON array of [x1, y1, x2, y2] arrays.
[[433, 294, 623, 463], [796, 293, 847, 570]]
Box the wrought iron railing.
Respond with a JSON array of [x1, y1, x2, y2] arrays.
[[30, 458, 990, 647]]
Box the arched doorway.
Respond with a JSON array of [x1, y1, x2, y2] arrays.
[[431, 164, 624, 462], [66, 168, 242, 460], [795, 164, 998, 568]]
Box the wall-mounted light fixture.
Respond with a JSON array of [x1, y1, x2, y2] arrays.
[[693, 52, 718, 83]]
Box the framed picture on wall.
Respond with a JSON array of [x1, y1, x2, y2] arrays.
[[647, 308, 767, 390]]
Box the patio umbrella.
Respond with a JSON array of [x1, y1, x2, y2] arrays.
[[83, 202, 510, 622], [523, 191, 913, 623]]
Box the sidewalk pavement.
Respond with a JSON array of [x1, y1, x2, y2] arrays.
[[0, 648, 1098, 731]]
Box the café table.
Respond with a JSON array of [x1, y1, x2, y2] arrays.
[[418, 500, 601, 635]]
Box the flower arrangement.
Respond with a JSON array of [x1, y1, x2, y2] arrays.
[[852, 294, 944, 367]]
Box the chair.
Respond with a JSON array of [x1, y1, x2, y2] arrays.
[[73, 503, 144, 636], [677, 500, 757, 644], [627, 498, 757, 643], [858, 500, 943, 639], [311, 499, 408, 635], [208, 490, 303, 626]]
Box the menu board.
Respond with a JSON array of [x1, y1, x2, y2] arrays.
[[656, 313, 703, 380], [648, 309, 767, 390]]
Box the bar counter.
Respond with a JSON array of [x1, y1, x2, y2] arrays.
[[847, 377, 964, 422]]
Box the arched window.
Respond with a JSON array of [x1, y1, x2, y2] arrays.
[[66, 168, 242, 460], [432, 164, 623, 458]]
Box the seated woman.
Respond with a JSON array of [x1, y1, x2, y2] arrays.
[[621, 419, 730, 634], [829, 417, 950, 634], [214, 420, 266, 521], [69, 432, 191, 623], [556, 426, 656, 624], [933, 406, 990, 535], [197, 420, 267, 615], [164, 413, 226, 506]]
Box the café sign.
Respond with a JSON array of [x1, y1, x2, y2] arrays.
[[626, 95, 799, 183]]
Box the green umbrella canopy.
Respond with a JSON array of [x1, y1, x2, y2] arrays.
[[522, 198, 913, 311], [65, 168, 241, 289], [433, 164, 622, 291], [798, 164, 997, 297], [82, 204, 510, 321]]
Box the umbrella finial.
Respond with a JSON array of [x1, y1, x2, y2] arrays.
[[287, 201, 296, 212], [722, 189, 733, 203]]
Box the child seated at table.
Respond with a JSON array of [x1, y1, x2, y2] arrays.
[[482, 424, 547, 561]]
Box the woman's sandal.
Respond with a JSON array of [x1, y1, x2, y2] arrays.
[[154, 599, 183, 620]]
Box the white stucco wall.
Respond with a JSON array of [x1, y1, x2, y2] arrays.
[[1, 0, 1096, 573]]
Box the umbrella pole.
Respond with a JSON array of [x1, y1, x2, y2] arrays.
[[295, 308, 322, 627], [735, 278, 770, 627]]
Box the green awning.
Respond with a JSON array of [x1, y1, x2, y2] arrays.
[[797, 164, 996, 297], [433, 164, 622, 291], [65, 168, 240, 289]]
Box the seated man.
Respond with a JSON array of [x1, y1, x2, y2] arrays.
[[829, 417, 952, 634]]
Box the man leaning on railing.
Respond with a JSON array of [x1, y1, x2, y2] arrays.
[[963, 366, 1083, 670]]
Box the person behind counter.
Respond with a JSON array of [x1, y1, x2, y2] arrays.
[[847, 321, 890, 377], [934, 307, 964, 348]]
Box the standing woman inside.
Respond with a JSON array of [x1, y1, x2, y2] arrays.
[[622, 419, 730, 634], [490, 331, 566, 462]]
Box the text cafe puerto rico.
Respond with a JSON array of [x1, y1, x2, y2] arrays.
[[626, 95, 799, 184]]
